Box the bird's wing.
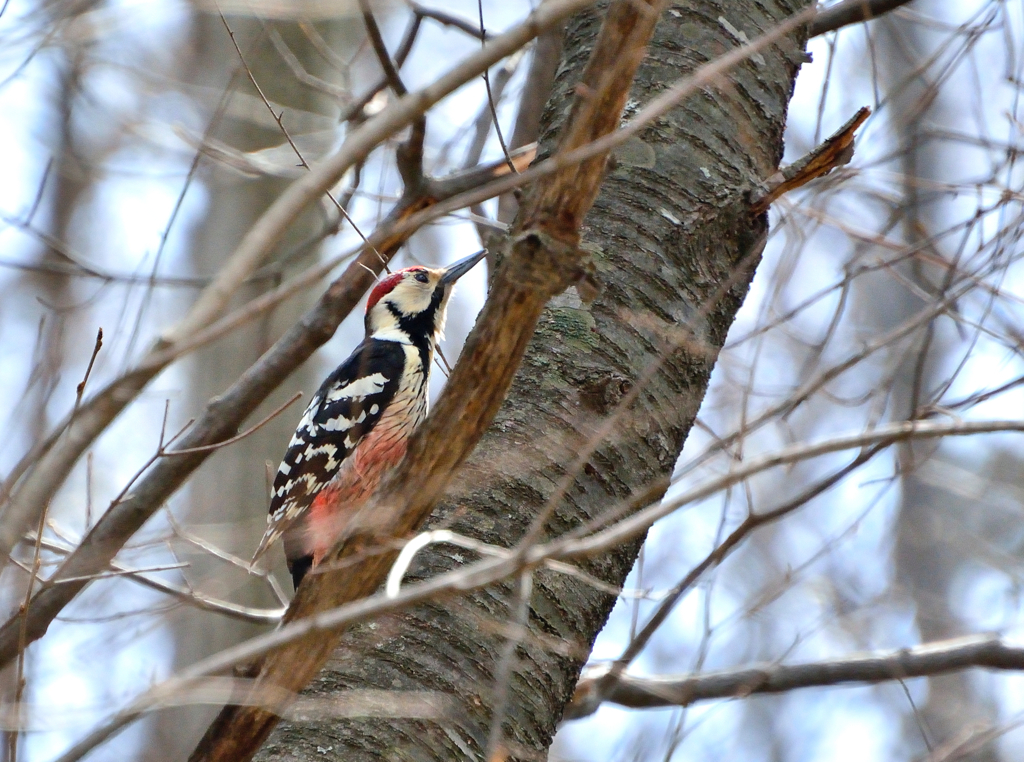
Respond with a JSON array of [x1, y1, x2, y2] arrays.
[[252, 339, 405, 563]]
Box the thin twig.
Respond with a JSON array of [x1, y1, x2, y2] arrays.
[[409, 2, 488, 40], [478, 0, 517, 174], [24, 158, 52, 227], [10, 498, 48, 762], [16, 531, 283, 625], [267, 26, 349, 101], [162, 392, 302, 457], [360, 0, 408, 96], [71, 328, 103, 415]]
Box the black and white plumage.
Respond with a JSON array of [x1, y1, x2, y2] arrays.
[[256, 340, 404, 582], [252, 250, 486, 589]]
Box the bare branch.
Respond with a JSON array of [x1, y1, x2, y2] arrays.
[[0, 682, 453, 732], [335, 13, 422, 124], [575, 446, 884, 713], [21, 529, 284, 624], [565, 634, 1024, 718], [360, 0, 408, 96], [93, 561, 284, 625], [750, 106, 870, 213], [810, 0, 916, 38], [549, 418, 1024, 563]]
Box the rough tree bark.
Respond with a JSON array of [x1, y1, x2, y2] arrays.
[[255, 1, 810, 759]]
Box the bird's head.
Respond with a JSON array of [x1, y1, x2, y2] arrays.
[[364, 249, 486, 345]]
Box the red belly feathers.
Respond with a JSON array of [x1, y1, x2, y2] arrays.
[[305, 414, 414, 564]]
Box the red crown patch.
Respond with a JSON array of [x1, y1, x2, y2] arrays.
[[365, 267, 427, 313]]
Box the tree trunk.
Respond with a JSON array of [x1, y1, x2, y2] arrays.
[[878, 14, 1000, 760], [255, 1, 809, 759], [1, 41, 92, 762]]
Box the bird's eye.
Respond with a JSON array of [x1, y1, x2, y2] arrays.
[[414, 271, 429, 283]]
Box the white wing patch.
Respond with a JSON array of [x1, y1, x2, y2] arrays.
[[302, 442, 339, 470], [322, 409, 366, 431], [296, 405, 318, 433], [325, 372, 389, 402]]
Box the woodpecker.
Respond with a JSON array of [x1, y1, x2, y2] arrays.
[[252, 250, 486, 589]]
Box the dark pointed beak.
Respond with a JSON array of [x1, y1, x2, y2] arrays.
[[440, 249, 487, 285]]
